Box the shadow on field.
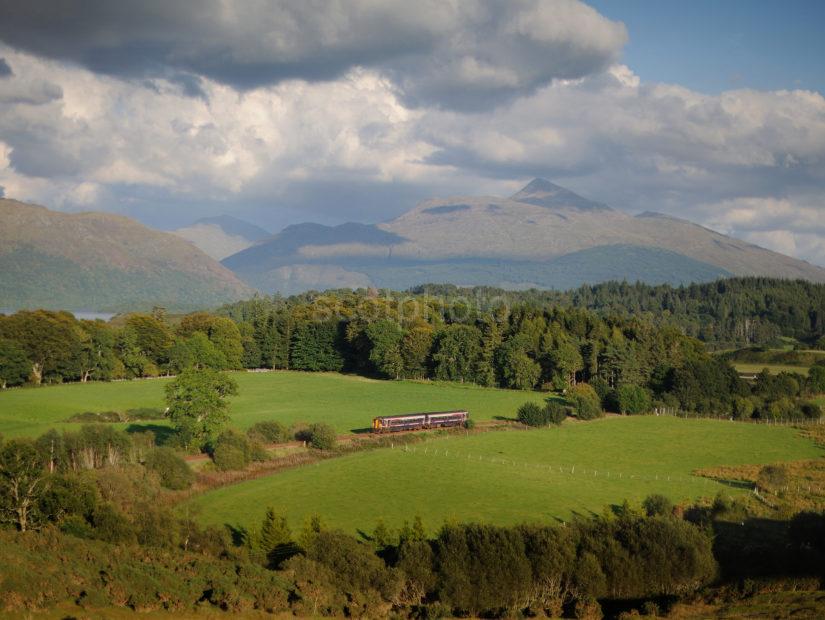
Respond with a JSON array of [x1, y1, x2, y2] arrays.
[[709, 477, 754, 491], [125, 423, 177, 446], [351, 427, 373, 434]]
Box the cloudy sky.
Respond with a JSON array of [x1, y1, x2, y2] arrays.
[[0, 0, 823, 265]]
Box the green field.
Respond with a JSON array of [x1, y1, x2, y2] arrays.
[[187, 416, 822, 534], [0, 371, 546, 439], [732, 362, 812, 375]]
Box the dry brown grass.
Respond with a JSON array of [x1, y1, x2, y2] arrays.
[[695, 457, 825, 516]]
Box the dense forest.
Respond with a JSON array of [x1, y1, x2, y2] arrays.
[[408, 277, 825, 348]]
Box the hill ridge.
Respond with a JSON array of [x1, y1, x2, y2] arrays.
[[222, 179, 825, 295], [0, 198, 254, 311]]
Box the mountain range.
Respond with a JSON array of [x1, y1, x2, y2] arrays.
[[222, 179, 825, 294], [3, 180, 824, 311], [0, 199, 253, 312], [172, 215, 270, 260]]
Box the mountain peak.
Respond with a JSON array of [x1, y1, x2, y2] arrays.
[[193, 215, 270, 241], [518, 178, 563, 194], [510, 179, 612, 211]]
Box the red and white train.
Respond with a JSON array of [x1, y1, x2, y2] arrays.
[[371, 410, 469, 433]]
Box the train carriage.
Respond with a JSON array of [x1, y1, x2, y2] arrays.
[[372, 410, 468, 433]]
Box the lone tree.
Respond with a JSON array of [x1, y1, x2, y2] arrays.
[[164, 368, 238, 450]]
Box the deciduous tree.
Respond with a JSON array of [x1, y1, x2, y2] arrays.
[[164, 368, 238, 449]]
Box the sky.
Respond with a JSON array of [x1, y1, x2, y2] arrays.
[[0, 0, 823, 266]]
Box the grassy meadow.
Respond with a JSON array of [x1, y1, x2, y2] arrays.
[[732, 362, 814, 376], [186, 416, 822, 534], [0, 371, 546, 439]]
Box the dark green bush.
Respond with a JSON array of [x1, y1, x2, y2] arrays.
[[90, 503, 136, 544], [212, 430, 253, 471], [545, 401, 568, 425], [518, 401, 567, 427], [517, 402, 545, 426], [39, 474, 98, 522], [801, 402, 822, 420], [247, 420, 290, 444], [642, 493, 674, 517], [568, 384, 603, 420], [143, 447, 194, 490], [616, 384, 653, 415], [306, 423, 337, 450]]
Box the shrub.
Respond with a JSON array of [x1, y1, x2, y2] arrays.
[[642, 494, 673, 517], [90, 503, 136, 544], [807, 366, 825, 393], [39, 474, 98, 522], [517, 402, 545, 427], [144, 447, 194, 490], [212, 430, 253, 471], [464, 418, 475, 430], [306, 423, 337, 450], [248, 440, 271, 462], [518, 401, 568, 427], [756, 464, 788, 494], [435, 523, 532, 615], [247, 421, 289, 444], [568, 384, 603, 420], [302, 530, 402, 609], [616, 384, 652, 415], [545, 401, 568, 425], [801, 402, 822, 420], [213, 444, 248, 471]]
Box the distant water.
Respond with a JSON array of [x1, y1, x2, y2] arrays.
[[73, 311, 116, 321], [0, 309, 116, 321]]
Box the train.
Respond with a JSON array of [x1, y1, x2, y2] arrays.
[[371, 410, 469, 433]]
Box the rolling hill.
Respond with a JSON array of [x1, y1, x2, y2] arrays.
[[0, 199, 254, 311], [172, 214, 270, 260], [223, 179, 825, 294]]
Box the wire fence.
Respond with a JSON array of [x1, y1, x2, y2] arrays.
[[652, 408, 824, 426], [381, 437, 825, 499]]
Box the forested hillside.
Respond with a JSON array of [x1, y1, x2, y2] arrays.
[[0, 199, 253, 311]]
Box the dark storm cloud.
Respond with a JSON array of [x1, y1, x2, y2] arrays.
[[0, 57, 11, 77], [0, 0, 626, 110]]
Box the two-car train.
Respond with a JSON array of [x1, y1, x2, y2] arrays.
[[372, 410, 469, 433]]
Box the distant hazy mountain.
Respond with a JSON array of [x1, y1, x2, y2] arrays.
[[0, 199, 254, 311], [173, 215, 270, 260], [223, 179, 825, 295]]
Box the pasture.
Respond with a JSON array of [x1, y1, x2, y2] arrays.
[[0, 371, 546, 439], [186, 416, 822, 534], [732, 362, 812, 376]]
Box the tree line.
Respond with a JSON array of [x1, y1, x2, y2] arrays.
[[410, 277, 825, 348], [2, 288, 823, 422]]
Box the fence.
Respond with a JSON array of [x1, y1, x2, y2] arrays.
[[653, 407, 824, 426], [381, 435, 825, 499]]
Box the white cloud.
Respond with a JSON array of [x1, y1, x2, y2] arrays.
[[0, 0, 626, 111], [0, 14, 823, 268]]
